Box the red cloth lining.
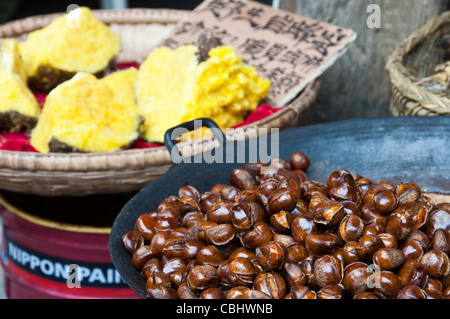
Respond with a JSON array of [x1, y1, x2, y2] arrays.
[[0, 132, 38, 152]]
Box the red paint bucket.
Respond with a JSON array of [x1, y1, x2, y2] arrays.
[[0, 191, 139, 299]]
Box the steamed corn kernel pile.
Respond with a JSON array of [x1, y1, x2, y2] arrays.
[[0, 39, 41, 120], [136, 45, 271, 143], [30, 69, 140, 153], [19, 7, 120, 78]]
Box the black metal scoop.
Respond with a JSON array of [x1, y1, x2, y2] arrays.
[[109, 116, 450, 299]]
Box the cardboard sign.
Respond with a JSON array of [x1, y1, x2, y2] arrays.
[[158, 0, 357, 107]]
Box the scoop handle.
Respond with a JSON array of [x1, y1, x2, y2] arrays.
[[163, 118, 226, 163]]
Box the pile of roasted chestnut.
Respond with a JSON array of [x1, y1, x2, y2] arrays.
[[122, 151, 450, 299]]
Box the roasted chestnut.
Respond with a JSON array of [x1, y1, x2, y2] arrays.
[[123, 150, 449, 300]]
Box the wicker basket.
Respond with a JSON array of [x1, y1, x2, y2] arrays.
[[386, 11, 450, 116], [0, 8, 320, 197]]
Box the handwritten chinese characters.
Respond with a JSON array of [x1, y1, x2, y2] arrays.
[[158, 0, 356, 107]]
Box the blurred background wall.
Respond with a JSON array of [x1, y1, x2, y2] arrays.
[[1, 0, 448, 124], [280, 0, 449, 125]]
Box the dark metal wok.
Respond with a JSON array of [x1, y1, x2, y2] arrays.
[[109, 116, 450, 299]]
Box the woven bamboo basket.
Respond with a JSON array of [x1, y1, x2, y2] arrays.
[[0, 8, 320, 196], [386, 11, 450, 116]]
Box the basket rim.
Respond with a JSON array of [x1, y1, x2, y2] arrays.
[[385, 11, 450, 114], [0, 7, 320, 178], [0, 7, 190, 37]]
